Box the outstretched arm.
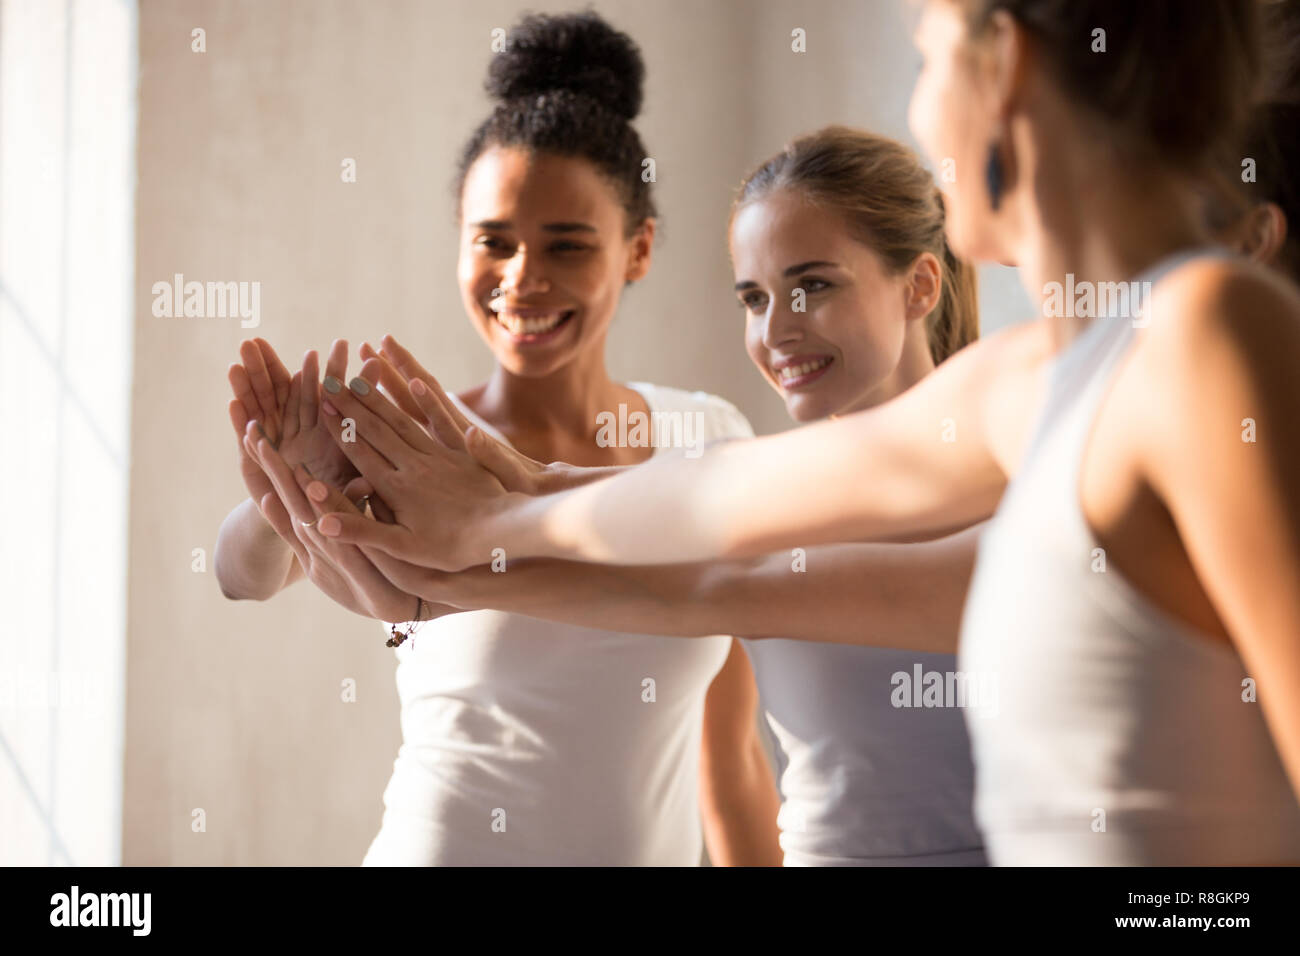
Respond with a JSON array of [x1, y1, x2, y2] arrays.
[[332, 515, 981, 654], [313, 325, 1032, 570]]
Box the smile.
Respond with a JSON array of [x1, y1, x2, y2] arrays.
[[491, 306, 576, 342], [775, 355, 834, 388]]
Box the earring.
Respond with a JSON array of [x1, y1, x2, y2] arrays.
[[985, 142, 1004, 212]]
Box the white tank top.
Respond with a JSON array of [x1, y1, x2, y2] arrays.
[[741, 639, 986, 865], [362, 382, 748, 865], [959, 248, 1300, 864]]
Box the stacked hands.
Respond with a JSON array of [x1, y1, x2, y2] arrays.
[[226, 334, 573, 624]]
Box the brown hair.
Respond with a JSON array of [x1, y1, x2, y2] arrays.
[[954, 0, 1262, 174], [1207, 0, 1300, 280], [732, 126, 979, 365]]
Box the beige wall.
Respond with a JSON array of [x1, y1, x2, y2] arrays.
[[126, 0, 1030, 864]]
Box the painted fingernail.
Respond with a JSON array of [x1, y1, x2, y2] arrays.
[[321, 399, 338, 417], [348, 377, 370, 396], [410, 378, 427, 396], [307, 481, 328, 502], [322, 376, 342, 394], [318, 515, 341, 536]]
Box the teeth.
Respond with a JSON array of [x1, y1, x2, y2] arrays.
[[494, 310, 569, 336], [779, 357, 831, 380]]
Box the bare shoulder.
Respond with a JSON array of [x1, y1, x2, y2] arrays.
[[1132, 256, 1300, 475], [957, 319, 1055, 476], [1141, 256, 1300, 360]]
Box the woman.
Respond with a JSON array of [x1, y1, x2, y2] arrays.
[[299, 0, 1300, 865], [269, 127, 991, 866], [217, 11, 761, 866]]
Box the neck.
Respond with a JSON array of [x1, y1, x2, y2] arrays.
[[477, 339, 626, 439], [838, 323, 937, 416], [1010, 141, 1214, 349]]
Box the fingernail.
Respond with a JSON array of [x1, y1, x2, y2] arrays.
[[307, 481, 328, 502], [348, 377, 370, 396], [318, 515, 340, 536], [322, 399, 338, 417], [322, 376, 342, 394]]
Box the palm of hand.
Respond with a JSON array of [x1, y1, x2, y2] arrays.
[[277, 414, 357, 488]]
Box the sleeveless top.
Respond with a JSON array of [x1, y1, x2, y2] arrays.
[[361, 383, 749, 865], [741, 639, 986, 865], [959, 247, 1300, 864]]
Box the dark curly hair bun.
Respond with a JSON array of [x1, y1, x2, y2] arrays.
[[486, 10, 645, 121]]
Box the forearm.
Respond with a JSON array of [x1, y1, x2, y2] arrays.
[[420, 527, 979, 653], [214, 497, 297, 600], [484, 405, 1002, 568]]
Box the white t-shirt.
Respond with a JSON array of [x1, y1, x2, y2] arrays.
[[362, 382, 752, 865]]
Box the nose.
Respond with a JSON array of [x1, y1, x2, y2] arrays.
[[499, 246, 551, 297], [761, 294, 804, 352]]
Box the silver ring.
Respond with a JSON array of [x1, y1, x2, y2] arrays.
[[301, 519, 318, 529]]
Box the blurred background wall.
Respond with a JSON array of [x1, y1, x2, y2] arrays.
[[3, 0, 1030, 865]]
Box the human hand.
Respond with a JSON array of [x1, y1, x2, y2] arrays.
[[364, 334, 602, 494], [242, 421, 460, 624], [308, 359, 516, 571]]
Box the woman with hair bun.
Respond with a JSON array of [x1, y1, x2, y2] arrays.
[[218, 10, 761, 865], [357, 11, 764, 866]]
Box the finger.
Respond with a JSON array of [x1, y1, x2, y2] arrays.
[[283, 370, 303, 443], [229, 363, 270, 435], [296, 474, 411, 616], [317, 385, 401, 479], [315, 509, 416, 559], [240, 339, 281, 440], [229, 397, 251, 443], [465, 425, 534, 492], [379, 334, 473, 448], [407, 377, 472, 453], [360, 342, 428, 423], [300, 349, 322, 432], [341, 476, 376, 506], [255, 337, 293, 413], [369, 493, 396, 524], [258, 490, 309, 563], [250, 430, 326, 533], [322, 366, 438, 462], [324, 338, 349, 389]]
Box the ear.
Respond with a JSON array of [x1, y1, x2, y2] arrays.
[[983, 8, 1032, 124], [1238, 202, 1288, 267], [903, 251, 944, 323], [625, 218, 656, 283]]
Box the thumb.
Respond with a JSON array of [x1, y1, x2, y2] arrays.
[[465, 426, 533, 493], [341, 476, 375, 506]]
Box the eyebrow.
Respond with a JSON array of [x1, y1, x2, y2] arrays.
[[469, 220, 598, 234], [733, 260, 840, 291]]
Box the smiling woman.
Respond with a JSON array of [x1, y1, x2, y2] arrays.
[[213, 9, 762, 867]]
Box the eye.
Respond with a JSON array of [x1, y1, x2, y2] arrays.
[[549, 241, 591, 253], [474, 235, 511, 253], [799, 278, 832, 294], [738, 291, 768, 313]]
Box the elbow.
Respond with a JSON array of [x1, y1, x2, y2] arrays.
[[217, 576, 250, 601]]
